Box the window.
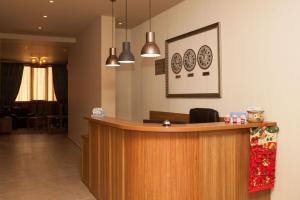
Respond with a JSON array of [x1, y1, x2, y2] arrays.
[[16, 66, 31, 101], [16, 66, 57, 102]]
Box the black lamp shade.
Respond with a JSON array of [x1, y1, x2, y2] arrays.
[[119, 42, 135, 63]]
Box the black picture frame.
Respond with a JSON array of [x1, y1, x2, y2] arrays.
[[165, 22, 221, 98]]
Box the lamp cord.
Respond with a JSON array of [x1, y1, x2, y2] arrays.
[[126, 0, 128, 41], [149, 0, 152, 31], [112, 0, 114, 47]]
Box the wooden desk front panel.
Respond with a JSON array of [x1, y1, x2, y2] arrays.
[[86, 123, 270, 200], [88, 123, 124, 200], [81, 135, 89, 187], [124, 130, 269, 200]]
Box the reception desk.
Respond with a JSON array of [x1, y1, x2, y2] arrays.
[[82, 116, 276, 200]]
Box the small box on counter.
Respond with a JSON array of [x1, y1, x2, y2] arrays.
[[224, 112, 247, 124]]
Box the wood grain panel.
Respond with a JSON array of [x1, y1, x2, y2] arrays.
[[84, 117, 274, 200], [124, 129, 270, 200], [109, 127, 125, 200], [125, 132, 171, 200], [81, 134, 89, 187], [97, 125, 110, 200], [169, 132, 201, 199], [87, 123, 125, 200], [196, 132, 226, 200], [89, 123, 99, 198]]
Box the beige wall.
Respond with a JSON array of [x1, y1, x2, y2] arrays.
[[115, 28, 133, 120], [68, 18, 102, 145], [101, 16, 116, 117], [119, 0, 300, 199], [68, 16, 115, 145]]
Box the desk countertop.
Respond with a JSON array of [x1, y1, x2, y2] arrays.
[[85, 116, 276, 133]]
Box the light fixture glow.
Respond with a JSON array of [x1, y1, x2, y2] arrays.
[[140, 0, 160, 58], [105, 0, 120, 67], [141, 32, 160, 57], [31, 57, 38, 64], [31, 57, 47, 65], [106, 48, 120, 67], [43, 15, 48, 18], [38, 26, 42, 30], [49, 0, 55, 3], [118, 22, 123, 25], [119, 0, 135, 64]]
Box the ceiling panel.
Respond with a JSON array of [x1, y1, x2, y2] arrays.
[[0, 39, 71, 64], [0, 0, 184, 37]]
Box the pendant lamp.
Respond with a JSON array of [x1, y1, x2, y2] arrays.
[[141, 0, 160, 57], [106, 0, 120, 67], [119, 0, 135, 63]]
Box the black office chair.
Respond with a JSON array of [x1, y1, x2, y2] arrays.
[[189, 108, 219, 123]]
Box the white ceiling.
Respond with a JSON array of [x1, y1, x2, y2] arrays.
[[0, 0, 184, 37], [0, 39, 71, 64], [0, 0, 184, 64]]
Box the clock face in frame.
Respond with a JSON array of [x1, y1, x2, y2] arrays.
[[171, 53, 183, 74], [183, 49, 196, 72], [197, 45, 213, 70]]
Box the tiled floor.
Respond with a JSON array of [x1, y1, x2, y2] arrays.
[[0, 130, 95, 200]]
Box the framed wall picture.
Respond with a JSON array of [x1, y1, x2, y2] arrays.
[[165, 22, 221, 98]]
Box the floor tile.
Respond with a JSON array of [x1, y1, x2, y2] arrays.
[[0, 130, 96, 200]]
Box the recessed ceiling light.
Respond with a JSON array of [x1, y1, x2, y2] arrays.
[[49, 0, 54, 3], [38, 26, 42, 30], [118, 22, 123, 25], [43, 15, 48, 18]]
